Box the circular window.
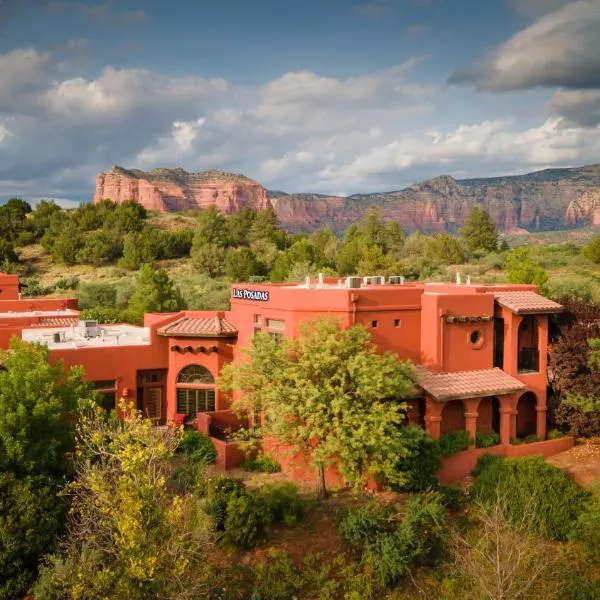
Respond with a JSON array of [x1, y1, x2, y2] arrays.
[[470, 330, 482, 345]]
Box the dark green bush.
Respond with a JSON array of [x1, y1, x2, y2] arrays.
[[438, 485, 466, 512], [472, 454, 590, 540], [77, 282, 117, 309], [260, 482, 308, 527], [475, 430, 500, 448], [570, 501, 600, 561], [223, 493, 272, 549], [205, 477, 247, 530], [54, 276, 79, 290], [79, 307, 130, 324], [252, 548, 303, 600], [439, 430, 470, 456], [241, 453, 281, 473], [393, 426, 441, 491], [338, 500, 392, 547], [548, 428, 566, 440], [177, 430, 217, 465]]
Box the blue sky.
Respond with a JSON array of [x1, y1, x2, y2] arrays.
[[0, 0, 598, 204]]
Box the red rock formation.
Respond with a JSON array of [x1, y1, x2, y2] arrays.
[[94, 166, 271, 214], [94, 163, 600, 233]]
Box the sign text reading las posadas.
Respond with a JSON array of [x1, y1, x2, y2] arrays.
[[232, 288, 270, 301]]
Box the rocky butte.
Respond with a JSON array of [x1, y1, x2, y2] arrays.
[[94, 163, 600, 233]]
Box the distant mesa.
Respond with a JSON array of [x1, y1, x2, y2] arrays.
[[94, 163, 600, 234]]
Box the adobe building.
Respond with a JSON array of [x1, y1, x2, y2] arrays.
[[0, 272, 573, 482]]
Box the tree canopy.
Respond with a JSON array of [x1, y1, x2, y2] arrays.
[[219, 319, 416, 497], [460, 206, 499, 253]]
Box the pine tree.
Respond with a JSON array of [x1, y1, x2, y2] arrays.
[[460, 206, 499, 253]]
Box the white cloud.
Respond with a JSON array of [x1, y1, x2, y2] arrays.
[[450, 1, 600, 91]]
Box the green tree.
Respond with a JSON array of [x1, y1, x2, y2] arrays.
[[0, 340, 95, 599], [249, 208, 288, 249], [191, 207, 230, 276], [0, 239, 18, 263], [191, 241, 227, 276], [220, 319, 416, 497], [119, 227, 163, 270], [77, 230, 123, 266], [34, 404, 212, 600], [309, 226, 339, 267], [104, 200, 147, 233], [227, 207, 257, 246], [0, 198, 31, 242], [128, 264, 186, 322], [49, 224, 85, 266], [460, 206, 499, 253], [583, 234, 600, 263], [225, 247, 260, 281], [505, 248, 549, 294]]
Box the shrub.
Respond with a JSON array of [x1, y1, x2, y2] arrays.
[[439, 430, 470, 456], [554, 400, 600, 439], [205, 477, 247, 530], [338, 500, 392, 548], [472, 454, 590, 540], [78, 282, 117, 309], [438, 485, 466, 512], [177, 430, 217, 465], [570, 501, 600, 561], [223, 492, 272, 549], [241, 453, 281, 473], [475, 430, 500, 448], [21, 277, 53, 297], [252, 548, 303, 600], [393, 426, 442, 491], [260, 482, 308, 527], [54, 276, 79, 290], [548, 428, 566, 440]]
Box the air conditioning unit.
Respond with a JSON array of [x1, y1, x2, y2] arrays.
[[78, 320, 100, 339], [346, 276, 361, 289], [388, 275, 405, 285], [365, 276, 385, 285]]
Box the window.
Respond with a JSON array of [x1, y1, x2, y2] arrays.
[[268, 332, 284, 343], [394, 319, 401, 328], [138, 372, 164, 384], [254, 314, 261, 324], [176, 364, 214, 384], [175, 365, 216, 418], [146, 388, 162, 421], [176, 388, 215, 416], [92, 380, 117, 412], [266, 318, 285, 330], [371, 320, 378, 328]]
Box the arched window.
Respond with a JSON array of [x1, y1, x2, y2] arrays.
[[176, 365, 215, 385], [175, 365, 216, 417]]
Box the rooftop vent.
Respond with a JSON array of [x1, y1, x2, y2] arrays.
[[346, 276, 361, 289], [78, 319, 100, 339], [388, 275, 405, 285], [364, 276, 385, 286]]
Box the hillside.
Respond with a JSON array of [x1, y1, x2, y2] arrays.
[[94, 163, 600, 234]]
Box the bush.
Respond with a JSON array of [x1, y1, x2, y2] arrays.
[[205, 477, 247, 530], [472, 454, 590, 540], [177, 430, 217, 465], [475, 430, 500, 448], [252, 548, 303, 600], [260, 482, 308, 527], [241, 453, 281, 473], [54, 276, 79, 290], [393, 426, 441, 492], [555, 401, 600, 439], [78, 282, 117, 309], [223, 492, 272, 549], [79, 307, 130, 324], [548, 428, 566, 440], [439, 430, 471, 456], [570, 501, 600, 561], [438, 485, 466, 512], [338, 501, 392, 548], [21, 277, 53, 297]]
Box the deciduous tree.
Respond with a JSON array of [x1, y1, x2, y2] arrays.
[[220, 319, 416, 497]]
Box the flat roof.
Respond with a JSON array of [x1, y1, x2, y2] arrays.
[[0, 309, 80, 319], [22, 324, 151, 349]]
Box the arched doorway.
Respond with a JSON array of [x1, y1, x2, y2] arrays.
[[441, 400, 465, 435], [518, 316, 539, 373], [516, 392, 537, 438], [478, 396, 500, 435]]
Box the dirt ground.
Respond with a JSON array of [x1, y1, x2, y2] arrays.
[[547, 440, 600, 489]]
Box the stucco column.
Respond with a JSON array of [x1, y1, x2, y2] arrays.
[[536, 406, 547, 440], [499, 407, 513, 445], [424, 397, 442, 440], [464, 412, 478, 447]]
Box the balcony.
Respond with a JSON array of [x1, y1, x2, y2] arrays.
[[518, 347, 539, 373]]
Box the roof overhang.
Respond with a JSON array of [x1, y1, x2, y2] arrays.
[[493, 292, 563, 316]]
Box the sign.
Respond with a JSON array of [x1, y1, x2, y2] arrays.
[[232, 288, 270, 301]]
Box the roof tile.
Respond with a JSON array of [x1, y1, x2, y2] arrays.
[[157, 316, 238, 338], [30, 316, 80, 328], [494, 291, 562, 315], [413, 366, 526, 401]]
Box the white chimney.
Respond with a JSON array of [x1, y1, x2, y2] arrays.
[[318, 272, 324, 288], [456, 272, 461, 285], [304, 275, 310, 288], [400, 276, 405, 285], [466, 275, 471, 285]]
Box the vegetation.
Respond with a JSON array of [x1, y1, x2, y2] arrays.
[[0, 340, 97, 600], [242, 453, 282, 473], [220, 319, 416, 497], [439, 430, 471, 456]]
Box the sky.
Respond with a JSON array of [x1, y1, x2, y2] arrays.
[[0, 0, 599, 206]]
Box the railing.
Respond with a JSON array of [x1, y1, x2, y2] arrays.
[[518, 347, 539, 373]]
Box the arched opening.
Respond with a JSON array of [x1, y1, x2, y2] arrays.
[[516, 392, 537, 438], [175, 364, 216, 420], [518, 316, 539, 373], [441, 400, 465, 435], [477, 396, 500, 435]]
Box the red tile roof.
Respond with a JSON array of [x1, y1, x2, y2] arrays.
[[493, 291, 562, 315], [413, 366, 526, 401], [157, 316, 238, 338], [30, 317, 80, 328]]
